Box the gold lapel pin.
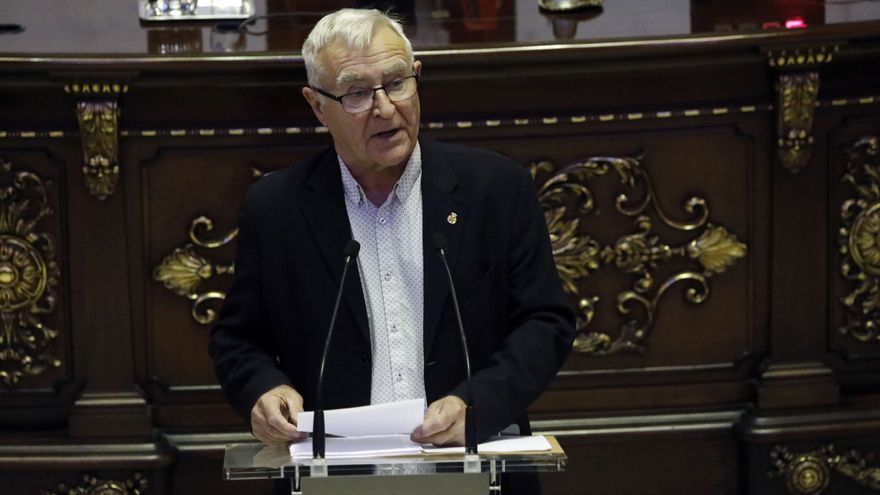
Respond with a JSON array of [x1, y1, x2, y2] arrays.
[[447, 212, 458, 225]]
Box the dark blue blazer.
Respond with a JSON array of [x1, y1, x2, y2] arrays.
[[209, 138, 576, 441]]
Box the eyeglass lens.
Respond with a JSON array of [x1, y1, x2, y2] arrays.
[[341, 77, 417, 113]]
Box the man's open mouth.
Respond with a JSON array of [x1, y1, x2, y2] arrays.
[[373, 128, 400, 139]]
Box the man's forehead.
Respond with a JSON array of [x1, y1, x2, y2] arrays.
[[337, 59, 409, 83]]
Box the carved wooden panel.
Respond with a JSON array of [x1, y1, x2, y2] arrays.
[[139, 140, 329, 410], [0, 149, 71, 404], [830, 115, 880, 364], [432, 122, 763, 374]]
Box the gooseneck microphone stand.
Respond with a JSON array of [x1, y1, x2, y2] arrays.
[[312, 240, 360, 476], [432, 233, 478, 463]]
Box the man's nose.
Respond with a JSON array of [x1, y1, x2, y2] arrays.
[[372, 89, 396, 118]]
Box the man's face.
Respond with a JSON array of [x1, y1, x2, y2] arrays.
[[303, 27, 421, 177]]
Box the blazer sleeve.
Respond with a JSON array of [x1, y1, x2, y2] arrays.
[[209, 189, 292, 424], [451, 164, 577, 440]]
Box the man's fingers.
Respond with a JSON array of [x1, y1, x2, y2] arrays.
[[418, 401, 451, 437], [418, 416, 464, 446], [411, 396, 466, 445], [266, 408, 300, 436], [282, 394, 304, 426], [252, 417, 293, 445], [250, 385, 306, 446]]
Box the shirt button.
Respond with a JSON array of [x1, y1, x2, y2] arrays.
[[379, 217, 387, 224], [384, 273, 391, 281]]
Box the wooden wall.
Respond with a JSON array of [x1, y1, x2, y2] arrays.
[[2, 16, 880, 495]]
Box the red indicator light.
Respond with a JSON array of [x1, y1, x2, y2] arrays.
[[785, 17, 807, 29]]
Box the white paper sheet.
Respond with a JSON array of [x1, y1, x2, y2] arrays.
[[421, 435, 552, 454], [296, 398, 425, 437], [290, 435, 421, 459], [289, 434, 553, 460]]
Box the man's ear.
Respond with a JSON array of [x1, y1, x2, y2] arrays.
[[302, 87, 327, 125], [414, 60, 422, 77]]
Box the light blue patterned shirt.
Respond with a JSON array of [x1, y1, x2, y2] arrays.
[[338, 142, 425, 405]]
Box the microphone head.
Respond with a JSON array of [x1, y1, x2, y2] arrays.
[[344, 240, 361, 258], [431, 232, 448, 252]]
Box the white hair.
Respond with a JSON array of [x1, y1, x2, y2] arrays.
[[302, 9, 414, 88]]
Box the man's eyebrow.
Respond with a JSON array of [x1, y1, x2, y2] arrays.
[[382, 61, 409, 77], [336, 61, 409, 86], [337, 72, 366, 85]]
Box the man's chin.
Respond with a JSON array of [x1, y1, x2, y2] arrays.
[[370, 142, 415, 168]]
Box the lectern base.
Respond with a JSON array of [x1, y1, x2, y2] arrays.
[[298, 472, 490, 495]]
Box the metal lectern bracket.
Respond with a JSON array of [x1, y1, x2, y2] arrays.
[[310, 457, 328, 478], [463, 453, 481, 474]]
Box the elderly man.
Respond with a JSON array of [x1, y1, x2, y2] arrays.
[[209, 7, 575, 489]]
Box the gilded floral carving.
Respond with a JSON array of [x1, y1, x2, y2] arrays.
[[766, 45, 837, 174], [770, 444, 880, 494], [0, 158, 61, 386], [839, 135, 880, 345], [42, 472, 147, 495], [67, 80, 127, 200], [776, 72, 819, 174], [531, 155, 747, 355], [152, 218, 235, 325], [688, 225, 748, 274], [75, 101, 120, 200], [153, 168, 265, 325]]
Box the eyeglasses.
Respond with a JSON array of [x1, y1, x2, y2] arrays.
[[311, 71, 419, 114]]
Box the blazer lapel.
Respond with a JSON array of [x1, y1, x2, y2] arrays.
[[421, 140, 470, 361], [298, 152, 370, 344]]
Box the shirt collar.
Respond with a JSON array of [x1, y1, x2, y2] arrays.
[[338, 141, 422, 207]]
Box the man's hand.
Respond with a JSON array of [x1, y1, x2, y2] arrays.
[[250, 385, 309, 446], [410, 395, 466, 446]]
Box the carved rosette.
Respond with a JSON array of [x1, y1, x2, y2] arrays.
[[42, 473, 148, 495], [531, 155, 747, 355], [837, 135, 880, 345], [0, 158, 61, 387], [770, 444, 880, 494], [66, 81, 128, 200]]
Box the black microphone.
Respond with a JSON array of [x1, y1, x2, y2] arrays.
[[313, 240, 361, 460], [431, 233, 477, 456]]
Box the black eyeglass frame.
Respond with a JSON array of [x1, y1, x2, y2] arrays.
[[310, 69, 420, 113]]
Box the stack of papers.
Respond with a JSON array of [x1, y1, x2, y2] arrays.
[[296, 398, 425, 437], [289, 398, 552, 460], [290, 433, 553, 459], [291, 435, 421, 459]]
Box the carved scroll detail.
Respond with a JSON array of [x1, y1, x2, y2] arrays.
[[153, 221, 235, 325], [152, 169, 262, 325], [770, 444, 880, 494], [0, 158, 61, 387], [531, 155, 746, 355]]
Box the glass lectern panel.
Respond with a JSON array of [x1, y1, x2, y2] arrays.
[[223, 436, 567, 481]]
